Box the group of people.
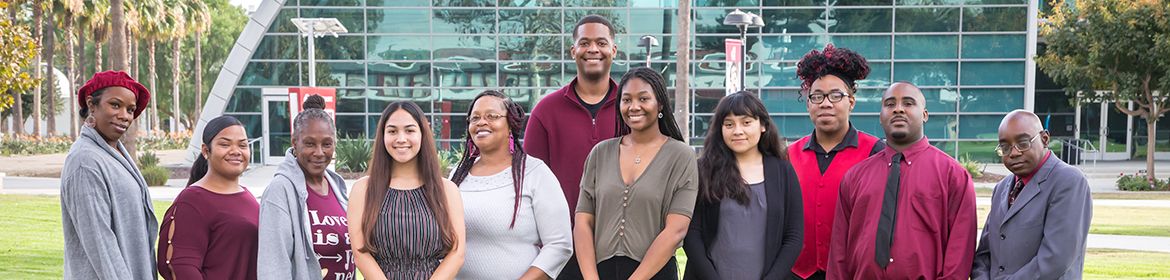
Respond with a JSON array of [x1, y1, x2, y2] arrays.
[[58, 14, 1093, 280]]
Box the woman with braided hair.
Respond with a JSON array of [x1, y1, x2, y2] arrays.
[[787, 44, 886, 280], [449, 90, 573, 279]]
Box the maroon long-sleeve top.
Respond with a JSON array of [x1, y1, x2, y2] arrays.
[[827, 137, 977, 280], [157, 186, 260, 280]]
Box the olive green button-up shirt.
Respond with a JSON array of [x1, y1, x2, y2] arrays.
[[577, 137, 699, 263]]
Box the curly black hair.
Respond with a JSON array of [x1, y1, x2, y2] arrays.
[[796, 44, 871, 94]]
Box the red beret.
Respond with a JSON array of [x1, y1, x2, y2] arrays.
[[78, 71, 151, 118]]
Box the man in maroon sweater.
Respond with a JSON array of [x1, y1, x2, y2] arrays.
[[523, 14, 620, 280]]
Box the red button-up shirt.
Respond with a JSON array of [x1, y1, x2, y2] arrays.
[[827, 137, 977, 280]]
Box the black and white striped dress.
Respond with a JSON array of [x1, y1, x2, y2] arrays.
[[372, 187, 446, 279]]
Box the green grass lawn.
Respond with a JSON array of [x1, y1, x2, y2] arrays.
[[3, 194, 1169, 279]]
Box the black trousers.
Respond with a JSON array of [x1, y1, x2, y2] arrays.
[[558, 255, 583, 280], [597, 256, 678, 280]]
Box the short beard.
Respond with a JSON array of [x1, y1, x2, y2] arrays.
[[890, 131, 908, 141]]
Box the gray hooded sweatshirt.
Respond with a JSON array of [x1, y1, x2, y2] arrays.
[[60, 125, 159, 280], [258, 148, 349, 280]]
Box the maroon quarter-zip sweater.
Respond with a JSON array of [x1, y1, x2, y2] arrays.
[[523, 77, 618, 220]]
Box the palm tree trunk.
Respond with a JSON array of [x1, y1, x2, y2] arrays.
[[171, 36, 181, 132], [109, 0, 137, 158], [66, 15, 77, 139], [32, 1, 43, 136], [75, 26, 85, 137], [94, 41, 103, 72], [43, 2, 56, 135], [149, 41, 158, 131], [674, 0, 691, 143], [9, 6, 23, 135], [194, 31, 203, 120]]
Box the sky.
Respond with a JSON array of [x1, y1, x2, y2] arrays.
[[230, 0, 264, 12]]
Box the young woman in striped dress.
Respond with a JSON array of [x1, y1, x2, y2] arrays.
[[348, 101, 466, 280]]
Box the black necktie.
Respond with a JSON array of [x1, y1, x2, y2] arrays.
[[875, 152, 902, 268], [1008, 178, 1026, 206]]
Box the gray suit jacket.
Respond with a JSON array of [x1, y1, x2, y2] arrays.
[[971, 154, 1092, 280]]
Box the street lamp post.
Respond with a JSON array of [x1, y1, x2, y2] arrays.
[[723, 9, 765, 92], [291, 18, 348, 87], [637, 35, 659, 68]]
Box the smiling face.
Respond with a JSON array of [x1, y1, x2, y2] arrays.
[[294, 119, 335, 179], [383, 109, 423, 164], [202, 125, 250, 179], [721, 113, 765, 156], [619, 77, 661, 133], [87, 87, 138, 143], [806, 75, 856, 134], [880, 83, 928, 145], [468, 96, 510, 154], [571, 22, 616, 81]]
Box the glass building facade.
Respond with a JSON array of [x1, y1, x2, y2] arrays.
[[209, 0, 1036, 163]]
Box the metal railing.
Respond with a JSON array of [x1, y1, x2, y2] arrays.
[[1058, 137, 1098, 167], [248, 137, 265, 167]]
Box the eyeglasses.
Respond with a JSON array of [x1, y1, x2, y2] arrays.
[[469, 113, 505, 124], [995, 132, 1045, 157], [802, 92, 849, 104]]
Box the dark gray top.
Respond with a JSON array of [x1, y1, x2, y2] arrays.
[[710, 182, 768, 279]]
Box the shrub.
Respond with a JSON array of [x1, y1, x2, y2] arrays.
[[335, 139, 371, 173], [1117, 173, 1170, 191], [439, 146, 464, 176], [0, 134, 73, 156], [139, 130, 192, 151], [138, 151, 160, 168], [959, 154, 983, 178], [141, 165, 170, 187]]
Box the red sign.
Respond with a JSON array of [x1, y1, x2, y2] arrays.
[[287, 87, 337, 131], [725, 39, 743, 95]]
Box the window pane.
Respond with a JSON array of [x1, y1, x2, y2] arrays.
[[853, 88, 884, 113], [433, 36, 496, 60], [964, 0, 1026, 4], [894, 8, 960, 32], [959, 115, 1005, 139], [632, 0, 677, 7], [227, 114, 263, 139], [565, 0, 628, 7], [961, 88, 1023, 112], [829, 8, 893, 33], [834, 0, 893, 5], [268, 9, 299, 33], [762, 61, 799, 87], [500, 62, 564, 88], [894, 35, 957, 59], [368, 62, 431, 87], [850, 115, 884, 139], [761, 8, 825, 34], [239, 62, 300, 86], [336, 89, 367, 113], [962, 35, 1025, 59], [434, 0, 495, 6], [368, 9, 429, 34], [433, 62, 498, 88], [299, 0, 362, 6], [957, 141, 1000, 163], [314, 62, 366, 87], [960, 62, 1024, 85], [501, 88, 556, 110], [368, 0, 428, 6], [922, 87, 959, 113], [627, 35, 678, 61], [252, 35, 300, 60], [499, 9, 563, 34], [314, 35, 365, 60], [758, 35, 825, 61], [368, 89, 434, 113], [433, 9, 497, 34], [500, 0, 561, 7], [926, 115, 958, 139], [831, 35, 891, 60], [861, 62, 892, 88], [759, 88, 804, 113], [300, 9, 365, 33], [564, 9, 628, 35], [895, 0, 964, 5], [500, 36, 563, 60], [629, 9, 677, 34], [226, 88, 262, 113], [763, 0, 822, 6], [963, 7, 1026, 32], [368, 35, 431, 61], [336, 115, 366, 139], [893, 62, 957, 86], [696, 0, 759, 6], [694, 8, 758, 34]]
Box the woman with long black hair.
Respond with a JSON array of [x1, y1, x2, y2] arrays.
[[450, 90, 573, 279], [348, 101, 466, 280], [157, 115, 259, 280], [574, 67, 698, 280], [683, 91, 804, 280]]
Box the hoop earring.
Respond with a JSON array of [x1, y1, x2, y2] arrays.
[[84, 115, 96, 128], [657, 112, 663, 119]]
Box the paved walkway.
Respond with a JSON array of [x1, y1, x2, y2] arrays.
[[1086, 234, 1170, 253]]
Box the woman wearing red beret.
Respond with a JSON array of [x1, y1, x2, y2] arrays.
[[59, 71, 159, 280]]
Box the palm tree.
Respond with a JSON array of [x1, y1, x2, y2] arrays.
[[133, 0, 165, 131], [32, 0, 42, 135], [81, 0, 110, 74], [187, 1, 210, 121], [41, 0, 56, 135], [57, 0, 84, 138], [109, 0, 137, 157], [6, 1, 24, 135], [163, 0, 187, 132]]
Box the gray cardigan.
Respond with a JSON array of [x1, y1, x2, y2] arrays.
[[60, 125, 159, 280], [257, 148, 349, 280]]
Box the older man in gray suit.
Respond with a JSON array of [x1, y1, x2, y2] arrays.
[[972, 110, 1093, 280]]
